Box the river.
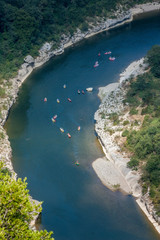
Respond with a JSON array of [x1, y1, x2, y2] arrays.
[[5, 13, 160, 240]]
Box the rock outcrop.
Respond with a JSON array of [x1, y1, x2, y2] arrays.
[[93, 58, 160, 234]]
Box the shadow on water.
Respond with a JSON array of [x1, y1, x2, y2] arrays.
[[5, 13, 160, 240]]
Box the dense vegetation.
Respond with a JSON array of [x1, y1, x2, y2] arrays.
[[0, 0, 152, 81], [124, 45, 160, 215], [0, 163, 53, 239]]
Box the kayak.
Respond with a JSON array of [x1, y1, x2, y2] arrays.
[[82, 90, 85, 94], [52, 118, 56, 123], [44, 97, 47, 102], [78, 90, 80, 94], [57, 99, 60, 103], [78, 126, 81, 131], [63, 84, 66, 88]]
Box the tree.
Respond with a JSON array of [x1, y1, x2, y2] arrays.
[[147, 45, 160, 77], [0, 163, 54, 240]]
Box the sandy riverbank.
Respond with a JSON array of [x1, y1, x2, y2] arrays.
[[93, 58, 160, 234]]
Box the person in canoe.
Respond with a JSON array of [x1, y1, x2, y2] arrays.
[[57, 98, 60, 103], [63, 84, 66, 88], [75, 161, 80, 166], [94, 61, 99, 68], [52, 118, 56, 123], [78, 90, 80, 94], [60, 128, 64, 132], [109, 57, 115, 61], [78, 126, 81, 131], [67, 133, 71, 138], [104, 51, 112, 55], [67, 98, 72, 102], [82, 90, 85, 94], [44, 97, 47, 102], [53, 115, 57, 119]]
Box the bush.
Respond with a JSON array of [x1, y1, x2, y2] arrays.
[[122, 129, 129, 137], [127, 157, 139, 169], [79, 22, 88, 32], [0, 87, 5, 98], [123, 120, 129, 126], [129, 107, 138, 115], [141, 105, 154, 115], [100, 111, 106, 119], [0, 162, 53, 240], [108, 112, 120, 125], [147, 45, 160, 77]]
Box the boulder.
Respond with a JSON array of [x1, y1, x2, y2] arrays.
[[40, 42, 52, 53], [24, 55, 35, 64]]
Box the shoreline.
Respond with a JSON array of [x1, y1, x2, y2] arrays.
[[1, 1, 160, 231], [93, 58, 160, 234]]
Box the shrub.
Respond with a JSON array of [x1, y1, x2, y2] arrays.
[[129, 108, 138, 115], [123, 120, 129, 126], [0, 162, 53, 240], [100, 111, 106, 119], [127, 157, 139, 169], [122, 129, 129, 137]]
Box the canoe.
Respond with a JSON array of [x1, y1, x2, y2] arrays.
[[109, 57, 115, 61], [53, 115, 57, 119], [105, 51, 111, 55], [67, 98, 72, 102], [60, 128, 64, 133], [67, 133, 71, 138], [75, 161, 80, 166]]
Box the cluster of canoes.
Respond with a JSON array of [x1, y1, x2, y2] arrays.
[[94, 51, 116, 68], [50, 112, 81, 138], [44, 85, 89, 166]]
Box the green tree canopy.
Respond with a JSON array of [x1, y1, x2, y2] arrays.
[[0, 163, 53, 240]]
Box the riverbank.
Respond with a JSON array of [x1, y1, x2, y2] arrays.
[[93, 58, 160, 234], [1, 3, 160, 127], [1, 1, 160, 230]]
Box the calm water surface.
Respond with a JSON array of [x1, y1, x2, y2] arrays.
[[6, 15, 160, 240]]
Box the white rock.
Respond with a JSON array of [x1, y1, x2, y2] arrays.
[[24, 55, 35, 64], [40, 42, 52, 53]]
